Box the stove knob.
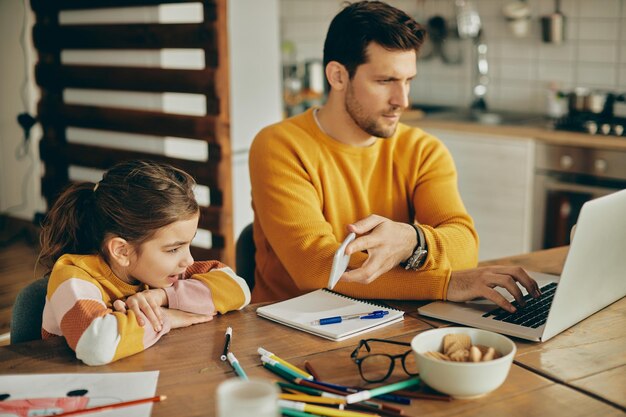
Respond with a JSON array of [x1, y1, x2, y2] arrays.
[[600, 123, 611, 135], [584, 121, 598, 134], [595, 158, 608, 173], [614, 124, 624, 136]]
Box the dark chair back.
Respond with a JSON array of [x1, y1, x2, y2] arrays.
[[10, 275, 49, 344], [235, 223, 256, 290]]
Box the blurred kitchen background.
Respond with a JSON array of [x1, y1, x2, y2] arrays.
[[1, 0, 625, 294], [280, 0, 626, 115]]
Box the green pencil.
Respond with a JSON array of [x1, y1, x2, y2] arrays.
[[281, 408, 320, 417], [345, 377, 421, 404]]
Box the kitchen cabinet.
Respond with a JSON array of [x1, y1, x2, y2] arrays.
[[427, 128, 535, 261]]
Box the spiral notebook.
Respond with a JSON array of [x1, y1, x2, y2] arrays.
[[256, 289, 404, 341]]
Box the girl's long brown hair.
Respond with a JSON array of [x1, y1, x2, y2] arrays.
[[39, 160, 199, 272]]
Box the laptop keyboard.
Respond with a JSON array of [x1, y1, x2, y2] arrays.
[[482, 282, 558, 328]]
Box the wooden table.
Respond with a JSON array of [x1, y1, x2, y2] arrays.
[[1, 247, 624, 416]]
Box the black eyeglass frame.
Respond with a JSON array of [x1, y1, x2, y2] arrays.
[[350, 338, 419, 383]]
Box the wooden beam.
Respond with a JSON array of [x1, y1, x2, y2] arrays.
[[33, 23, 218, 58], [31, 0, 216, 18], [36, 64, 218, 97], [38, 102, 218, 140], [39, 140, 221, 188]]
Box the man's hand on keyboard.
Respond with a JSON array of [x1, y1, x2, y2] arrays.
[[447, 266, 542, 313]]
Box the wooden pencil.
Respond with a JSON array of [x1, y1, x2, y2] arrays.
[[42, 395, 166, 417]]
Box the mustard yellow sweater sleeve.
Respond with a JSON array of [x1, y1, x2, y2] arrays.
[[249, 109, 478, 302]]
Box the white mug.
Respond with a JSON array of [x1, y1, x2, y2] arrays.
[[216, 378, 279, 417]]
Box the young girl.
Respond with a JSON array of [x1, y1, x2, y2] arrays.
[[38, 160, 250, 366]]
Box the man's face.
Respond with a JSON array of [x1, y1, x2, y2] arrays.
[[344, 42, 417, 138]]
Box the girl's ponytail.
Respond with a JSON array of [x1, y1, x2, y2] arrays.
[[38, 160, 199, 274], [39, 182, 102, 271]]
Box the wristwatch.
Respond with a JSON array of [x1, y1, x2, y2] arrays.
[[404, 223, 428, 270]]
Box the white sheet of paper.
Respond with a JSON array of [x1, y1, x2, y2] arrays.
[[0, 371, 159, 417]]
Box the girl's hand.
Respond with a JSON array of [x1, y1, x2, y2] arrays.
[[113, 289, 168, 332], [165, 308, 213, 329]]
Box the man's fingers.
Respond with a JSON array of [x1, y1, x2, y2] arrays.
[[493, 274, 525, 306], [492, 266, 541, 298], [347, 214, 383, 235], [483, 288, 516, 313], [341, 258, 383, 284], [345, 235, 375, 255]]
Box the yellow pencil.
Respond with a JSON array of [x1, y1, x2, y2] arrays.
[[280, 393, 346, 405], [258, 347, 313, 379], [279, 399, 379, 417]]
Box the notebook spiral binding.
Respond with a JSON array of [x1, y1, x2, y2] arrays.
[[321, 288, 403, 313]]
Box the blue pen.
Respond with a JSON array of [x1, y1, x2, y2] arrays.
[[311, 310, 389, 325]]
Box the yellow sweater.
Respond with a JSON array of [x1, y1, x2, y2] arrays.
[[249, 108, 478, 302], [43, 254, 250, 365]]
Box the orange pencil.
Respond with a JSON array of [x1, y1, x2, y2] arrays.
[[43, 395, 166, 417]]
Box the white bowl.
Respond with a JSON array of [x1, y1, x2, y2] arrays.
[[410, 327, 516, 399]]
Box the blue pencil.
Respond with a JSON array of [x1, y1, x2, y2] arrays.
[[227, 352, 248, 380]]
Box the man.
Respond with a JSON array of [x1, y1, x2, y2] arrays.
[[249, 1, 540, 312]]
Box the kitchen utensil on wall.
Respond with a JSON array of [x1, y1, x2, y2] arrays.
[[502, 0, 531, 38], [541, 0, 565, 44], [455, 0, 481, 39], [420, 15, 462, 65]]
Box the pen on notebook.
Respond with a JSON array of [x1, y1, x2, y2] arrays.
[[345, 377, 421, 404], [258, 347, 313, 379], [42, 395, 166, 417], [227, 352, 248, 380], [311, 310, 389, 325], [220, 326, 232, 361]]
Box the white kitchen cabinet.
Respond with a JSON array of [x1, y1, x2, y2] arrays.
[[427, 128, 535, 261]]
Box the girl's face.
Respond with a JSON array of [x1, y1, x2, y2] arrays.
[[126, 213, 199, 288]]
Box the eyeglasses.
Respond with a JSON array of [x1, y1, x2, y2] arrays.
[[350, 338, 419, 383]]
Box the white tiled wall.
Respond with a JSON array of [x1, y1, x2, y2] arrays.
[[281, 0, 626, 113]]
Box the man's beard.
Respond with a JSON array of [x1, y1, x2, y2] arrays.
[[344, 83, 400, 139]]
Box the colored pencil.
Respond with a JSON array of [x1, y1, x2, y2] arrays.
[[227, 352, 248, 380], [42, 395, 166, 417], [280, 393, 346, 405], [263, 361, 298, 382], [279, 399, 379, 417], [261, 355, 309, 381], [346, 378, 421, 404], [281, 409, 322, 417], [220, 326, 232, 361], [303, 360, 321, 380], [312, 380, 411, 405], [258, 347, 313, 379]]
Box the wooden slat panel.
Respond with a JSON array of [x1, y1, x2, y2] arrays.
[[198, 206, 221, 230], [31, 0, 216, 17], [190, 246, 224, 262], [38, 102, 218, 140], [36, 64, 217, 96], [39, 141, 221, 188], [40, 177, 224, 232], [33, 23, 218, 52]]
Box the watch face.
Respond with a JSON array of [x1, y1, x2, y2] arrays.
[[408, 248, 427, 269]]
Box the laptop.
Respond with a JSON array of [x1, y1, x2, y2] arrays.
[[418, 189, 626, 342]]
